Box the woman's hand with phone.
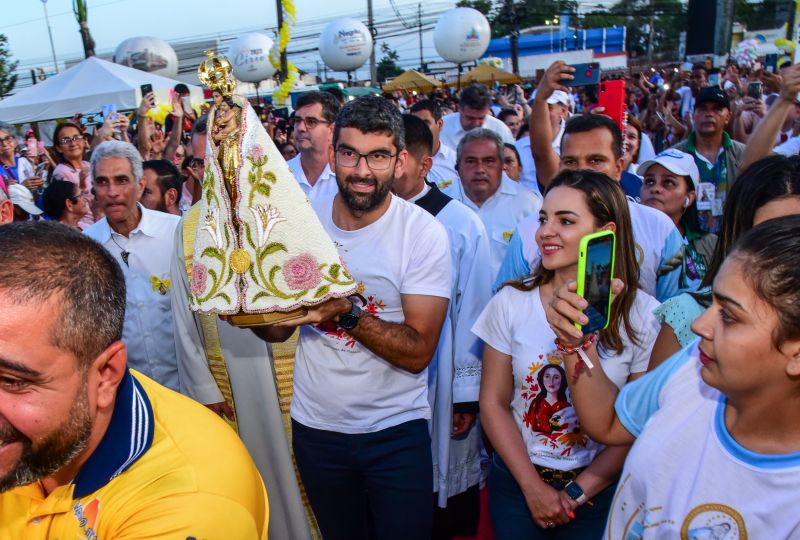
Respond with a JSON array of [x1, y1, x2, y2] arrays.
[[545, 279, 625, 348]]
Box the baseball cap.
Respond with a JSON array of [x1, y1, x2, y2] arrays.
[[528, 89, 571, 106], [695, 86, 730, 110], [8, 183, 43, 216], [636, 149, 700, 192]]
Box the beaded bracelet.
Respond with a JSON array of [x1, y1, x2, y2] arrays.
[[554, 332, 598, 369]]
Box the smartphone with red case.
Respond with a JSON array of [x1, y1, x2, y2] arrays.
[[597, 80, 627, 132]]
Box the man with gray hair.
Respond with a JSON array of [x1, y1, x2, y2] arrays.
[[84, 140, 182, 391], [442, 128, 541, 278]]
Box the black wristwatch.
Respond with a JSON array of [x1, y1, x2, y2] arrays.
[[337, 298, 363, 331], [564, 481, 588, 505]]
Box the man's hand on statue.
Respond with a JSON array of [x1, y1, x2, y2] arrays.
[[205, 400, 235, 420], [274, 297, 351, 327]]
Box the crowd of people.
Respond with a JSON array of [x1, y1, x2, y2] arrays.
[[1, 55, 800, 540]]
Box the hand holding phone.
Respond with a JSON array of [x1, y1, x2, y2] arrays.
[[564, 63, 601, 87], [575, 230, 616, 334], [597, 80, 627, 131]]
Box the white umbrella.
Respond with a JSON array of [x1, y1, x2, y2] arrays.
[[0, 56, 203, 124]]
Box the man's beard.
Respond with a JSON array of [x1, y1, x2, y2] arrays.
[[0, 380, 93, 493], [336, 173, 392, 213]]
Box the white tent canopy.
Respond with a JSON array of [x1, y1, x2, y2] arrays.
[[0, 56, 203, 124]]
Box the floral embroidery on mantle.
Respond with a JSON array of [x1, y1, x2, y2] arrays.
[[189, 100, 357, 315]]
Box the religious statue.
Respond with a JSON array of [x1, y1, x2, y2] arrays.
[[187, 50, 357, 326]]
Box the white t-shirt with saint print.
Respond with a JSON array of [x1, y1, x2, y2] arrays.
[[471, 285, 659, 470], [291, 194, 452, 434]]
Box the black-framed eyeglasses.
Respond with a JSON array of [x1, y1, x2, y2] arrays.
[[290, 115, 331, 129], [0, 135, 14, 145], [335, 147, 397, 171], [58, 135, 85, 145]]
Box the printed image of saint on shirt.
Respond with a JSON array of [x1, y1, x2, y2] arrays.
[[524, 363, 571, 434]]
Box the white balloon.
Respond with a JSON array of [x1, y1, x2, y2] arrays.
[[433, 8, 491, 64], [319, 18, 373, 72], [228, 33, 277, 83], [113, 36, 179, 78]]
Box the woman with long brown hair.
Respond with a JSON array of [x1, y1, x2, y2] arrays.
[[475, 169, 660, 538]]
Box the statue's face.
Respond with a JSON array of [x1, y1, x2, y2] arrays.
[[212, 91, 223, 107]]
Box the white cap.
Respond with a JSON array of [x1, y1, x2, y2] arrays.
[[8, 183, 43, 216], [547, 90, 570, 106], [528, 89, 570, 107], [636, 149, 700, 192]]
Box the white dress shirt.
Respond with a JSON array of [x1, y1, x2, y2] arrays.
[[427, 143, 459, 187], [440, 113, 515, 150], [84, 205, 181, 391], [287, 154, 339, 206], [442, 175, 542, 280]]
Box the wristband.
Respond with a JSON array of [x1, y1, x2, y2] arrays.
[[554, 332, 598, 369]]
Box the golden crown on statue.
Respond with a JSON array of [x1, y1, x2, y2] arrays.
[[197, 50, 236, 97]]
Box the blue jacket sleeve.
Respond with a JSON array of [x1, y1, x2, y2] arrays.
[[493, 228, 531, 292]]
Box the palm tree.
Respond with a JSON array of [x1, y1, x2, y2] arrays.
[[73, 0, 96, 58]]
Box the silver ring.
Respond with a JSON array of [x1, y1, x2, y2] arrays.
[[546, 521, 554, 528]]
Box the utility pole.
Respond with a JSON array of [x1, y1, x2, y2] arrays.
[[647, 0, 655, 64], [41, 0, 59, 73], [418, 4, 424, 70], [275, 0, 288, 81], [368, 0, 377, 86]]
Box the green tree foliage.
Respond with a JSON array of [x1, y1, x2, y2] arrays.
[[377, 42, 403, 83], [581, 0, 686, 59], [458, 0, 578, 38], [0, 34, 18, 99], [74, 0, 96, 58]]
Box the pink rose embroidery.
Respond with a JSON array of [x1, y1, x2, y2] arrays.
[[282, 254, 322, 290], [251, 144, 264, 161], [191, 263, 208, 296]]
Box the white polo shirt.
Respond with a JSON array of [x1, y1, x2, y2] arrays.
[[84, 205, 181, 391], [287, 154, 339, 206], [440, 113, 515, 150], [427, 143, 459, 188], [442, 175, 542, 281]]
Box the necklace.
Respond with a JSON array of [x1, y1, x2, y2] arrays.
[[110, 233, 130, 266]]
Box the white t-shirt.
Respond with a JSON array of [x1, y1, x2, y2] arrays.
[[514, 122, 564, 197], [292, 195, 452, 434], [610, 342, 800, 538], [440, 113, 515, 150], [472, 285, 659, 470], [427, 143, 459, 187]]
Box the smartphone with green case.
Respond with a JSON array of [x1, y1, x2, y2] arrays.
[[575, 230, 616, 334]]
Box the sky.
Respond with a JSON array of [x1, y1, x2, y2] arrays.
[[1, 0, 457, 76]]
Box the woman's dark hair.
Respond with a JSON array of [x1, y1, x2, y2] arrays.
[[41, 180, 78, 220], [52, 122, 84, 164], [503, 169, 640, 354], [701, 155, 800, 288], [729, 215, 800, 349]]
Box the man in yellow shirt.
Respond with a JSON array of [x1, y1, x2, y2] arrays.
[[0, 221, 269, 539]]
